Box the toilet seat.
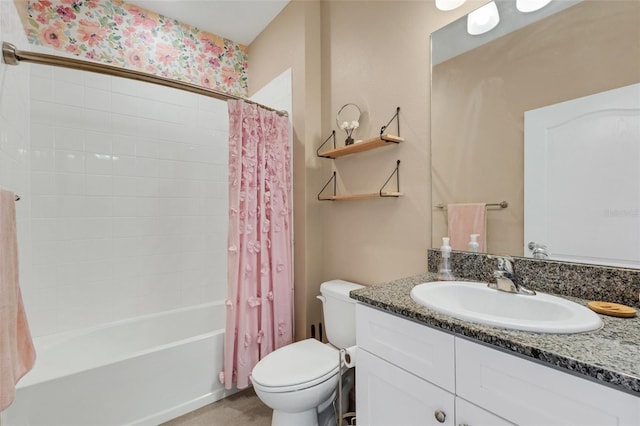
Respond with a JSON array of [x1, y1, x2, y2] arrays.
[[251, 339, 340, 393]]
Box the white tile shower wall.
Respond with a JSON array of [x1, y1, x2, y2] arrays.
[[27, 64, 229, 337], [0, 0, 31, 299]]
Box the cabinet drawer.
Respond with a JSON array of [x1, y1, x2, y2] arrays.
[[357, 348, 455, 426], [456, 338, 640, 426], [356, 304, 455, 392]]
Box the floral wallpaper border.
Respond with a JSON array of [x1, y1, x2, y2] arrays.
[[22, 0, 248, 96]]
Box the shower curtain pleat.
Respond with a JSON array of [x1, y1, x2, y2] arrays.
[[223, 100, 292, 390]]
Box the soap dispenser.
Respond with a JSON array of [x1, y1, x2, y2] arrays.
[[468, 234, 480, 253], [437, 237, 455, 281]]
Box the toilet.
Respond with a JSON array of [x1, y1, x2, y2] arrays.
[[251, 280, 363, 426]]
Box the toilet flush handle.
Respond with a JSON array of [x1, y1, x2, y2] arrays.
[[316, 295, 326, 303]]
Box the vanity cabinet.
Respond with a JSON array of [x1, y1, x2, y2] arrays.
[[356, 304, 640, 426], [455, 338, 639, 426], [356, 303, 455, 425], [357, 349, 455, 425], [454, 398, 513, 426]]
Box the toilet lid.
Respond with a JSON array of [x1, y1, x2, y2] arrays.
[[251, 339, 339, 390]]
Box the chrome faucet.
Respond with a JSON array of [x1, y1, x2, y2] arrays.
[[488, 256, 536, 296]]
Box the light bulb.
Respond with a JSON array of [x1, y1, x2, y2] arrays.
[[467, 1, 500, 35], [516, 0, 552, 13], [436, 0, 467, 11]]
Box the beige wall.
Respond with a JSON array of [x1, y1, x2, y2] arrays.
[[431, 0, 640, 256], [248, 1, 324, 341], [249, 0, 483, 340]]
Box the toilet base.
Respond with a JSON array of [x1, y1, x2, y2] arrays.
[[272, 408, 318, 426], [268, 391, 338, 426]]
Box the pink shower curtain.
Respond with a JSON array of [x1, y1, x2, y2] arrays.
[[223, 100, 293, 390]]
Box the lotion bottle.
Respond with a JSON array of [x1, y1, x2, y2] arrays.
[[468, 234, 480, 253], [437, 237, 455, 281]]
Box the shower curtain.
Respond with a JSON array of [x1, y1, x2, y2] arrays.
[[223, 100, 293, 390]]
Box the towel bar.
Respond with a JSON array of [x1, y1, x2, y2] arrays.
[[434, 201, 508, 209]]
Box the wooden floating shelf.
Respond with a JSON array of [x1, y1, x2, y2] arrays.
[[318, 191, 403, 201], [318, 134, 404, 159]]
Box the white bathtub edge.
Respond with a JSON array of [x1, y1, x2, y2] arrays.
[[35, 301, 224, 346], [4, 303, 229, 426]]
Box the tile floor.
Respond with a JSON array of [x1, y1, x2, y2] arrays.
[[162, 388, 272, 426]]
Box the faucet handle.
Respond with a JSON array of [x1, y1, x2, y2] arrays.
[[499, 256, 514, 271], [528, 241, 545, 250], [488, 255, 514, 272], [528, 242, 549, 259]]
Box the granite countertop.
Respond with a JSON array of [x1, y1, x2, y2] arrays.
[[350, 273, 640, 396]]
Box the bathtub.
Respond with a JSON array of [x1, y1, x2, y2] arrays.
[[1, 302, 232, 426]]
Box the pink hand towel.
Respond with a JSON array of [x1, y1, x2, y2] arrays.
[[447, 203, 487, 252], [0, 189, 35, 412]]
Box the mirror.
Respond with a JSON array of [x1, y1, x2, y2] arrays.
[[431, 0, 640, 267], [336, 103, 362, 146]]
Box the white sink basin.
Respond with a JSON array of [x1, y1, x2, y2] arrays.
[[410, 281, 603, 334]]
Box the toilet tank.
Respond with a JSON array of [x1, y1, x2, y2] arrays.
[[318, 280, 364, 349]]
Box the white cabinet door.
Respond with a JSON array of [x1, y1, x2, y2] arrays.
[[456, 338, 640, 426], [455, 397, 514, 426], [356, 304, 455, 392], [357, 348, 455, 426]]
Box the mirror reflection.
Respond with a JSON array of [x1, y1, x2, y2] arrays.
[[431, 0, 640, 268]]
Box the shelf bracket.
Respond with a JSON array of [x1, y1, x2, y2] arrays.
[[380, 107, 401, 138], [317, 171, 337, 201], [380, 160, 401, 197], [316, 131, 336, 158]]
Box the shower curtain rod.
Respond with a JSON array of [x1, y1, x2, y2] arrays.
[[2, 42, 288, 117]]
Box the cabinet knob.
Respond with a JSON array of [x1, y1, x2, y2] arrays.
[[434, 410, 446, 423]]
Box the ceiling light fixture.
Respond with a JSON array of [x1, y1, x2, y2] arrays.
[[516, 0, 553, 13], [436, 0, 467, 11], [467, 1, 500, 35]]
